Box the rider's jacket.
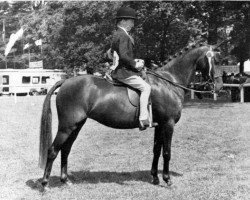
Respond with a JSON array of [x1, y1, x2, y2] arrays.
[[111, 27, 142, 80]]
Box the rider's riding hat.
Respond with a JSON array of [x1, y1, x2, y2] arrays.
[[116, 7, 136, 20]]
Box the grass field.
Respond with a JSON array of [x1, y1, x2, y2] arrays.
[[0, 95, 249, 200]]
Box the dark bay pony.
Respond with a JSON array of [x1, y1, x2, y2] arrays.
[[39, 45, 223, 187]]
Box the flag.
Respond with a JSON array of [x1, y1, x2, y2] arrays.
[[4, 27, 24, 56], [15, 27, 24, 40], [5, 33, 16, 56], [35, 39, 42, 46], [23, 43, 30, 50]]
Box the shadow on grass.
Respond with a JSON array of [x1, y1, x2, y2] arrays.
[[26, 170, 182, 191]]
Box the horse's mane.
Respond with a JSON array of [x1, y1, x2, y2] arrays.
[[163, 43, 207, 65]]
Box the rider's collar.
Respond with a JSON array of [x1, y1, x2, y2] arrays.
[[118, 26, 130, 36]]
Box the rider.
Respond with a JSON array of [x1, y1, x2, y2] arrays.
[[110, 6, 155, 130]]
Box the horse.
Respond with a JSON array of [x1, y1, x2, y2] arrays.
[[39, 44, 223, 187]]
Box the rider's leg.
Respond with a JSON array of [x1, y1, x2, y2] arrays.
[[119, 75, 151, 124]]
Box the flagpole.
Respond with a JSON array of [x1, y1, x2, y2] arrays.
[[3, 19, 7, 69], [41, 43, 42, 56], [22, 37, 24, 55], [29, 48, 30, 68], [13, 51, 15, 69]]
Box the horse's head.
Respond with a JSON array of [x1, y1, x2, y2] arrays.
[[196, 46, 223, 93]]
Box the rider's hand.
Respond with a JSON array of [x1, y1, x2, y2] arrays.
[[134, 59, 145, 71]]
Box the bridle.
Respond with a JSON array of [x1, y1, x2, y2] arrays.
[[206, 46, 215, 79], [146, 68, 215, 94], [146, 47, 221, 94]]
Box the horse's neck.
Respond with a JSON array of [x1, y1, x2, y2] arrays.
[[161, 48, 204, 86], [161, 60, 195, 86]]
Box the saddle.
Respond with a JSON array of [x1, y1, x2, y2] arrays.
[[104, 72, 148, 107], [105, 49, 148, 106], [104, 50, 156, 129]]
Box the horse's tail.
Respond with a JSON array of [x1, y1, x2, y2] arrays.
[[39, 79, 65, 169]]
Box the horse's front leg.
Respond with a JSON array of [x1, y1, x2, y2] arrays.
[[151, 126, 163, 185], [162, 119, 175, 186]]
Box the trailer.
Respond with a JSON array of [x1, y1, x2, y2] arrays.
[[0, 68, 66, 95]]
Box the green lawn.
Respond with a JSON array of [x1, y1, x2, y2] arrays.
[[0, 96, 249, 200]]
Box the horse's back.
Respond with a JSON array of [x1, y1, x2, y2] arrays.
[[56, 75, 139, 129]]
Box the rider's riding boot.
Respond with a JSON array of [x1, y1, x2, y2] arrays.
[[150, 122, 158, 127], [139, 119, 150, 131], [139, 120, 158, 131]]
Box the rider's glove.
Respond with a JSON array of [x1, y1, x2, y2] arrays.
[[134, 59, 145, 71]]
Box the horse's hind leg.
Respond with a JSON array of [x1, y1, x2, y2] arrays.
[[41, 121, 85, 187], [41, 129, 71, 186], [151, 125, 163, 185], [60, 120, 86, 183]]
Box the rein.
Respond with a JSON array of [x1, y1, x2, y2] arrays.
[[146, 68, 215, 94]]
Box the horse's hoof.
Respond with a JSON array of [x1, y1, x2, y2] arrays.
[[41, 180, 48, 188], [42, 185, 50, 193], [60, 177, 67, 183], [166, 179, 173, 186], [61, 177, 73, 186], [163, 175, 172, 186], [65, 180, 73, 186], [152, 176, 160, 185], [39, 181, 50, 193]]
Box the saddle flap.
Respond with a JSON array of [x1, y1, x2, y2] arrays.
[[104, 74, 140, 106], [127, 88, 140, 107]]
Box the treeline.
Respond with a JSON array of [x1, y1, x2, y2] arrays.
[[0, 1, 249, 74]]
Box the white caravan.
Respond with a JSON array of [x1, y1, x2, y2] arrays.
[[0, 68, 66, 95]]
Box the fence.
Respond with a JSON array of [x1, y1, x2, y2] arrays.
[[2, 82, 250, 104], [0, 84, 56, 103], [191, 83, 250, 103]]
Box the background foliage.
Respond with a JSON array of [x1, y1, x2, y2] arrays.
[[0, 1, 249, 74]]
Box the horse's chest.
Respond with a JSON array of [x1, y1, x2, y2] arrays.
[[153, 92, 183, 120]]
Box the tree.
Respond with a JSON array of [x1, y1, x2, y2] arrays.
[[227, 1, 250, 72], [21, 1, 122, 74], [2, 1, 249, 74], [56, 1, 121, 73], [130, 1, 193, 63]]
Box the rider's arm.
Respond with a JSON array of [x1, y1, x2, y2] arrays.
[[118, 34, 137, 71]]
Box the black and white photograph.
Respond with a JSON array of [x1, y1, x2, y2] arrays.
[[0, 0, 249, 199]]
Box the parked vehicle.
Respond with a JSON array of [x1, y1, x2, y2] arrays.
[[0, 68, 66, 95]]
